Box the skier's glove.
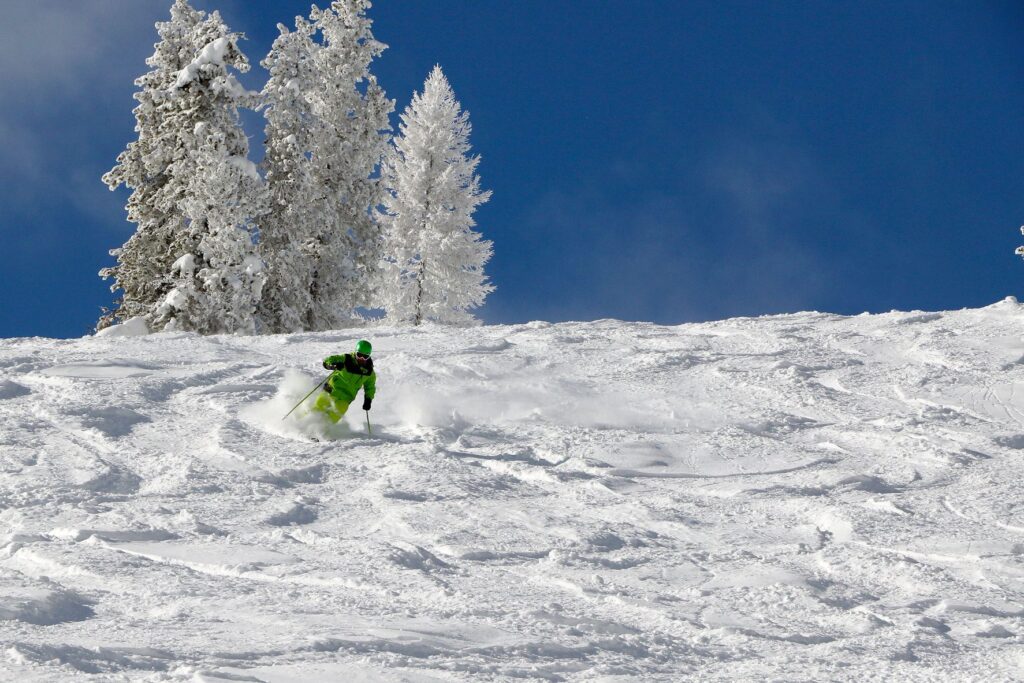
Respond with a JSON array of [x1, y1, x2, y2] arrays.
[[322, 360, 339, 370], [362, 397, 372, 411]]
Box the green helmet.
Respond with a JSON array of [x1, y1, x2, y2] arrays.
[[356, 339, 372, 356]]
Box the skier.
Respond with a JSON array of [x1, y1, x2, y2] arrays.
[[313, 339, 376, 423]]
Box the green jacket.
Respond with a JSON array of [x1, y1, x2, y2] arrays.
[[323, 354, 376, 403]]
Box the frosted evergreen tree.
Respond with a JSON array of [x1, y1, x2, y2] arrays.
[[257, 18, 321, 334], [259, 1, 393, 332], [379, 66, 493, 326], [307, 0, 393, 328], [100, 0, 267, 334]]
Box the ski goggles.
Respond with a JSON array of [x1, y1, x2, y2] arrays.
[[356, 352, 370, 360]]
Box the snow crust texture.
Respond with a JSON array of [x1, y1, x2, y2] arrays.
[[2, 302, 1024, 681]]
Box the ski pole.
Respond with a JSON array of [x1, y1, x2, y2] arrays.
[[282, 375, 329, 420], [365, 410, 373, 436]]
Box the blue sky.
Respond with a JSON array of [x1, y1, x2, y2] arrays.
[[0, 1, 1021, 338]]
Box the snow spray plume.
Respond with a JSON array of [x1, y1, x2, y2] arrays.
[[283, 375, 329, 420], [241, 369, 348, 441]]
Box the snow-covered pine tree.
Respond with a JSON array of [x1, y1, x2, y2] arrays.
[[259, 1, 392, 333], [257, 18, 321, 334], [100, 0, 267, 334], [306, 0, 393, 329], [379, 66, 493, 326]]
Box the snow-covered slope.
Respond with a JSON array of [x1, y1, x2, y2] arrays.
[[2, 301, 1023, 681]]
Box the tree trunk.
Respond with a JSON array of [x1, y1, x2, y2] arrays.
[[413, 162, 433, 327], [413, 259, 425, 326]]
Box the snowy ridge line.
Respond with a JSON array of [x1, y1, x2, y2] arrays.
[[1, 300, 1024, 680]]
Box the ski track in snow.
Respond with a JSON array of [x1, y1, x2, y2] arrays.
[[1, 302, 1024, 681]]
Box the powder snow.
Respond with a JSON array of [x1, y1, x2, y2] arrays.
[[1, 302, 1023, 680]]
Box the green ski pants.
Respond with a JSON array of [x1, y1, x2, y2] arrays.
[[313, 392, 351, 423]]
